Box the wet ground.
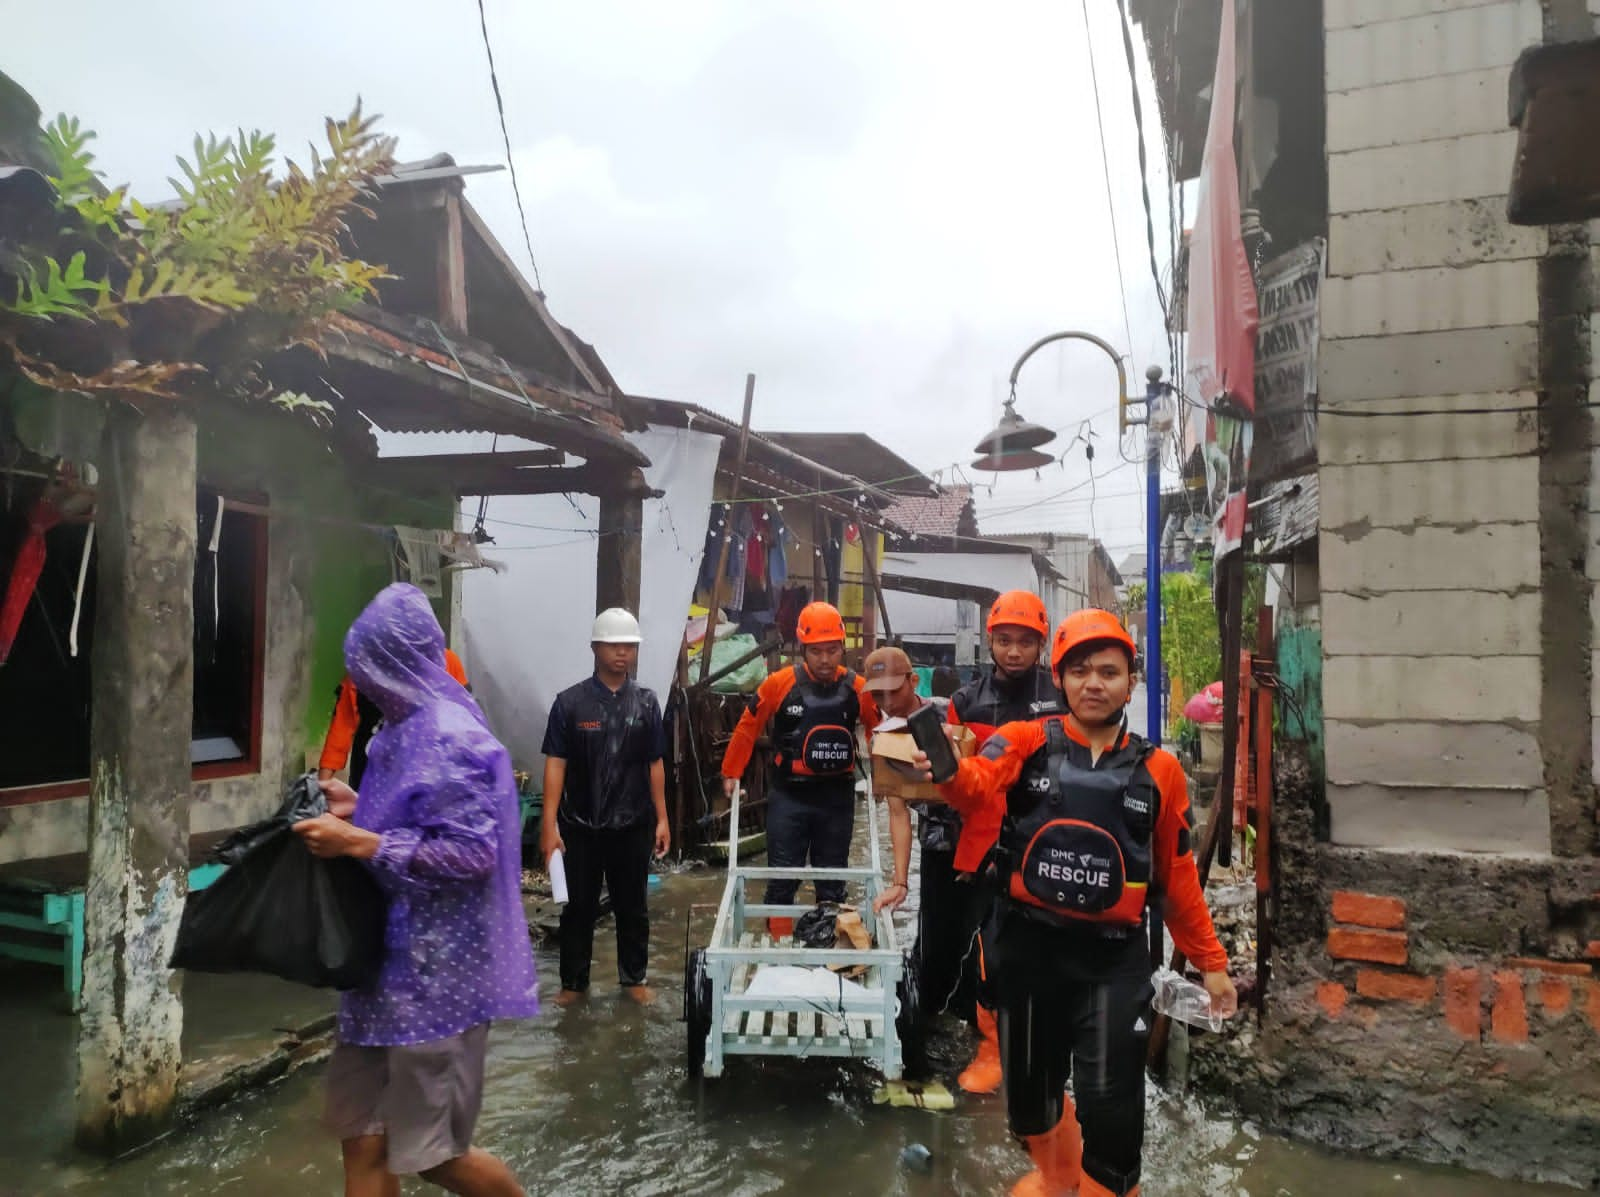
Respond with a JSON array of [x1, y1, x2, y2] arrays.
[[1, 691, 1580, 1197], [6, 841, 1580, 1196]]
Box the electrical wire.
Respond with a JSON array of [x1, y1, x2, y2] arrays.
[[1115, 0, 1172, 328], [1080, 0, 1137, 361], [474, 0, 544, 293]]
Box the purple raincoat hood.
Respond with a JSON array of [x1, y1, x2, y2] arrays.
[[345, 584, 473, 723]]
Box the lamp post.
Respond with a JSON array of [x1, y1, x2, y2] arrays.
[[972, 332, 1165, 745]]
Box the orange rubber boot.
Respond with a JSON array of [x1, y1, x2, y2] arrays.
[[1078, 1177, 1136, 1197], [766, 916, 794, 940], [1009, 1100, 1084, 1197], [958, 1006, 1004, 1094]]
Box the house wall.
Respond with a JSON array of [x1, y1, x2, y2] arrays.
[[1199, 3, 1600, 1187], [0, 398, 450, 866], [1318, 0, 1553, 854]]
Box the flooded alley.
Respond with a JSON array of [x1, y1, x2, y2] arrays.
[[5, 840, 1579, 1197]]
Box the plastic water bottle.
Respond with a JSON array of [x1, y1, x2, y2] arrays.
[[899, 1143, 933, 1174], [549, 849, 569, 905], [1151, 966, 1227, 1032]]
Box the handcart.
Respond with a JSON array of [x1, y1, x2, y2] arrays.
[[684, 776, 918, 1079]]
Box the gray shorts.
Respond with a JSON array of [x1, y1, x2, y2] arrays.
[[322, 1023, 490, 1175]]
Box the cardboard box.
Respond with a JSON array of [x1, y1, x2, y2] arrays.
[[869, 722, 976, 802]]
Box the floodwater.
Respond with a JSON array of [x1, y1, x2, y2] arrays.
[[12, 797, 1582, 1196]]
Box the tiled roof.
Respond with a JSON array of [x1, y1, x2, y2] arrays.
[[884, 486, 977, 538]]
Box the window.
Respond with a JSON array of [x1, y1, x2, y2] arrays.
[[0, 484, 267, 800]]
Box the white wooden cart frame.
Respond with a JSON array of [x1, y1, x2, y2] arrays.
[[690, 779, 908, 1080]]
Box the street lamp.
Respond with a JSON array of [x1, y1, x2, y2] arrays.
[[972, 331, 1166, 745]]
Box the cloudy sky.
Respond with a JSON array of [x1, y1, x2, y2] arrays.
[[10, 0, 1182, 567]]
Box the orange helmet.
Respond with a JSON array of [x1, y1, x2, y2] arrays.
[[987, 590, 1050, 638], [1051, 608, 1137, 674], [796, 601, 847, 645]]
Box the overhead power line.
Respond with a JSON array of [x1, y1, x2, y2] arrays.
[[1080, 0, 1136, 361], [475, 0, 545, 293]]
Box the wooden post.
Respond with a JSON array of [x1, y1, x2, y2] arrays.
[[860, 531, 878, 652], [861, 530, 894, 645], [596, 490, 643, 616], [1214, 552, 1246, 867], [697, 374, 755, 686], [76, 404, 196, 1154], [1253, 605, 1275, 1016], [436, 187, 469, 337]]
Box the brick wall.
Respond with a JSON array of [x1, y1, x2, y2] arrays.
[[1319, 888, 1600, 1044], [1318, 0, 1553, 853]]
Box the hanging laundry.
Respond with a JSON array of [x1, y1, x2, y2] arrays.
[[746, 511, 767, 587], [0, 493, 64, 665], [393, 526, 444, 596], [728, 507, 752, 612], [776, 584, 810, 644], [767, 505, 790, 588], [698, 505, 726, 593]]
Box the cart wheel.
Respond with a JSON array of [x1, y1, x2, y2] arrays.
[[896, 952, 924, 1072], [685, 948, 712, 1078]]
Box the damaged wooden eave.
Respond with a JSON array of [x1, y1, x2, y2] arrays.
[[1507, 37, 1600, 225]]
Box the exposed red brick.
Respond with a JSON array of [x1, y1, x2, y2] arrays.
[[1585, 941, 1600, 960], [1491, 971, 1529, 1044], [1444, 967, 1482, 1040], [1316, 982, 1348, 1019], [1356, 970, 1436, 1004], [1505, 957, 1593, 978], [1587, 982, 1600, 1035], [1539, 977, 1572, 1016], [1327, 927, 1408, 966], [1331, 891, 1406, 931]]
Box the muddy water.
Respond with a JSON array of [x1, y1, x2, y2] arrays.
[[20, 818, 1580, 1196]]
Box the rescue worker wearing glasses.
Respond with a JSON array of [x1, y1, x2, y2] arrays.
[[721, 601, 881, 939], [934, 591, 1065, 1098], [914, 608, 1236, 1197]]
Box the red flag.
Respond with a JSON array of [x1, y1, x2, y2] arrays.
[[1185, 0, 1258, 417]]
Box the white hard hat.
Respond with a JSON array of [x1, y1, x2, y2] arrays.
[[591, 607, 642, 644]]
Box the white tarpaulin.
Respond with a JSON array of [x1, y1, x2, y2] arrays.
[[376, 424, 722, 768]]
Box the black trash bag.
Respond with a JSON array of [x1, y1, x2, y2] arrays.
[[794, 903, 841, 949], [170, 773, 388, 990]]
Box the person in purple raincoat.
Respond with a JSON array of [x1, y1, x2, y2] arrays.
[[294, 583, 537, 1197]]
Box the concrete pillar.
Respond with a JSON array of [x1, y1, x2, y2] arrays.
[[596, 491, 642, 616], [76, 404, 196, 1154]]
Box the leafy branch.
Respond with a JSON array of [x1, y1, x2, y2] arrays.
[[0, 101, 396, 404]]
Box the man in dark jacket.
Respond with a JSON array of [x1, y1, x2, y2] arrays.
[[541, 608, 671, 1007]]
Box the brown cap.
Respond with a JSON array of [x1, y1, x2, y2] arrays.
[[863, 646, 914, 692]]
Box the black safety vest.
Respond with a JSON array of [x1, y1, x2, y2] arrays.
[[773, 666, 861, 780], [923, 667, 1064, 853], [998, 720, 1159, 930]]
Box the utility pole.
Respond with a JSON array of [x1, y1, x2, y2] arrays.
[[1144, 366, 1165, 745]]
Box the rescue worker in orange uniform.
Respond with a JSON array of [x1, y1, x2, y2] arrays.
[[318, 649, 469, 788], [916, 609, 1236, 1197], [721, 602, 881, 938], [935, 591, 1064, 1097]]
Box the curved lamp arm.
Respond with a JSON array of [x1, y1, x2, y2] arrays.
[[1006, 330, 1131, 430]]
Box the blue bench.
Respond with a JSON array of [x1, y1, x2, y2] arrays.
[[0, 860, 226, 1012]]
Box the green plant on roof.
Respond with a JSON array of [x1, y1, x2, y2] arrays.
[[0, 100, 395, 407]]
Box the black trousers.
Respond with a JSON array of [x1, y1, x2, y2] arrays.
[[993, 911, 1155, 1196], [913, 846, 982, 1023], [558, 819, 654, 990], [763, 782, 855, 907]]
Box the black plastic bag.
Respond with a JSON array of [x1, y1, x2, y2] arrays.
[[170, 773, 388, 990], [794, 903, 841, 949]]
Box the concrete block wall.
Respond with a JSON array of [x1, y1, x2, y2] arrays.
[[1319, 0, 1551, 854]]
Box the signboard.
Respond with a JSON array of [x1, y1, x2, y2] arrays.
[[1184, 0, 1259, 560], [1251, 239, 1325, 484]]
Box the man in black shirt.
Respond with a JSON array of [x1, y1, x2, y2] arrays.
[[541, 608, 671, 1007]]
